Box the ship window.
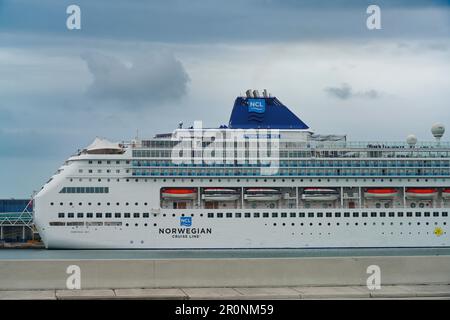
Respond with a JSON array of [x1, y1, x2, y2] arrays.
[[124, 213, 131, 218], [389, 212, 395, 217], [371, 212, 377, 217], [254, 212, 260, 218], [424, 212, 430, 217], [398, 212, 404, 217], [281, 212, 287, 218], [272, 212, 278, 218], [115, 213, 121, 218], [87, 213, 93, 218], [415, 212, 421, 217], [245, 212, 251, 218], [353, 212, 359, 217], [380, 212, 386, 217], [96, 213, 102, 218], [291, 212, 296, 218], [98, 161, 102, 164], [263, 212, 269, 218], [235, 212, 242, 218], [88, 160, 92, 164], [226, 212, 232, 218], [443, 212, 448, 217], [143, 212, 149, 218], [50, 222, 65, 226], [407, 212, 413, 217], [375, 203, 381, 208], [362, 212, 368, 217], [68, 212, 74, 218], [433, 212, 439, 217], [58, 212, 64, 218], [334, 212, 340, 218], [326, 212, 332, 218], [77, 213, 83, 218], [208, 213, 213, 218], [105, 213, 112, 218], [133, 213, 140, 218], [344, 212, 350, 217], [308, 212, 314, 218], [217, 213, 223, 218]]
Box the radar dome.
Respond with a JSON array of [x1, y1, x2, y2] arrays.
[[406, 134, 417, 146], [431, 123, 445, 139]]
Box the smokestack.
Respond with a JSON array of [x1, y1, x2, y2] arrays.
[[263, 89, 268, 98], [245, 89, 253, 98], [253, 90, 260, 98]]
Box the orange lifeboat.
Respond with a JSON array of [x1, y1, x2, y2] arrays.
[[364, 188, 398, 199], [161, 188, 197, 199], [405, 188, 437, 199]]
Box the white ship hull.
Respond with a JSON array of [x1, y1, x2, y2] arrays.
[[37, 208, 449, 249], [33, 168, 450, 249]]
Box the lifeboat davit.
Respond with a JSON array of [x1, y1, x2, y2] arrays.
[[202, 188, 240, 202], [244, 188, 281, 202], [301, 188, 339, 202], [161, 188, 197, 199], [442, 188, 450, 200], [364, 188, 398, 199], [405, 188, 437, 199]]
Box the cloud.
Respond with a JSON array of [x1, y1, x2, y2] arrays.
[[325, 83, 381, 100], [81, 51, 190, 107], [1, 0, 449, 44]]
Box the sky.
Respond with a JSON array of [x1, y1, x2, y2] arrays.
[[0, 0, 449, 197]]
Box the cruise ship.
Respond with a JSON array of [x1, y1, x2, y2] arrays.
[[34, 89, 449, 249]]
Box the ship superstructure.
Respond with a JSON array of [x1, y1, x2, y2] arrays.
[[34, 90, 449, 248]]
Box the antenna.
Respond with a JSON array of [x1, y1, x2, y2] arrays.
[[431, 123, 445, 146]]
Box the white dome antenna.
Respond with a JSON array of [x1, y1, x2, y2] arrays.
[[406, 134, 417, 148], [431, 123, 445, 146]]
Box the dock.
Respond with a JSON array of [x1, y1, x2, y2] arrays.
[[1, 255, 449, 296], [1, 284, 450, 300]]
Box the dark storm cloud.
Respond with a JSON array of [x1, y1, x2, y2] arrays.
[[325, 83, 381, 100], [81, 51, 190, 106]]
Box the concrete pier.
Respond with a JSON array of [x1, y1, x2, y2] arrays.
[[0, 255, 449, 290], [0, 285, 450, 300]]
